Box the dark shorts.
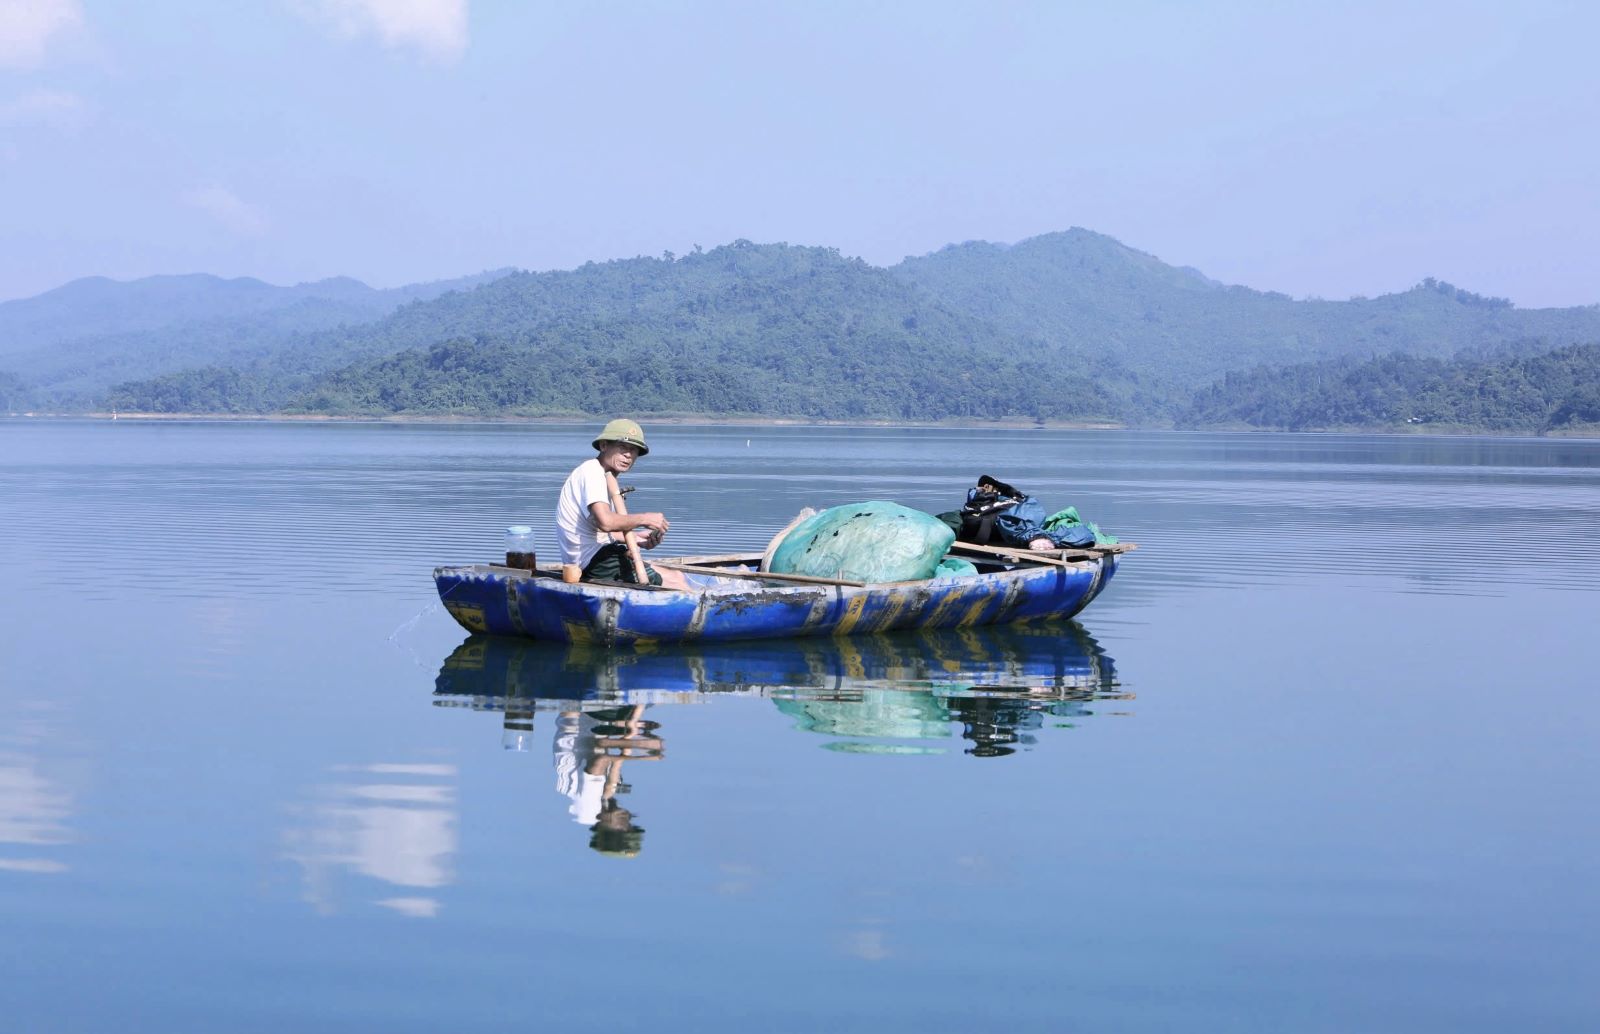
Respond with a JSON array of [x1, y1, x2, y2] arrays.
[[582, 542, 663, 586]]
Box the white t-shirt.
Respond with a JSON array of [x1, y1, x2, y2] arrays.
[[556, 457, 612, 568]]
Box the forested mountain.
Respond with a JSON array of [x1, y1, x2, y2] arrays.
[[1179, 343, 1600, 432], [892, 229, 1600, 389], [0, 268, 513, 402], [109, 243, 1134, 422], [8, 231, 1600, 430]]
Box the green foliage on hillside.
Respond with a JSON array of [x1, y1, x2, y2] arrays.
[[286, 334, 1119, 423], [0, 370, 33, 411], [108, 365, 287, 414], [1180, 343, 1600, 432], [13, 299, 386, 405]]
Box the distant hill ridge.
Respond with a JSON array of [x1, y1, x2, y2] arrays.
[[891, 228, 1600, 388], [0, 267, 515, 399], [2, 268, 518, 335], [4, 231, 1599, 430], [1, 273, 376, 355]]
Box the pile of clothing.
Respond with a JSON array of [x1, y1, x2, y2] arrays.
[[937, 474, 1117, 550]]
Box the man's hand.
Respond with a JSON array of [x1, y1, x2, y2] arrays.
[[633, 511, 669, 533]]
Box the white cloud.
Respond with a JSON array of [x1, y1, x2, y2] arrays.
[[0, 0, 84, 69], [0, 857, 68, 873], [376, 895, 441, 918], [295, 0, 468, 64], [0, 87, 86, 129], [184, 185, 270, 237], [841, 926, 891, 962]]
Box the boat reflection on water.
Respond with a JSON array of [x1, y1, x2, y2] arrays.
[[433, 623, 1127, 855]]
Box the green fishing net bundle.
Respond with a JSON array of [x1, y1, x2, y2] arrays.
[[765, 501, 957, 583]]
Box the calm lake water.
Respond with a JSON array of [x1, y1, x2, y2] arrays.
[[2, 419, 1598, 1032]]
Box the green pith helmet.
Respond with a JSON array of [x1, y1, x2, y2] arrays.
[[592, 418, 648, 455]]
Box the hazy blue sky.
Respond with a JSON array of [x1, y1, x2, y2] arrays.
[[3, 1, 1596, 306]]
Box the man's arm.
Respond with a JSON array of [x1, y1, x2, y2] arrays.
[[586, 501, 669, 537]]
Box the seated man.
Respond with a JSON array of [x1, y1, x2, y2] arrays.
[[555, 419, 689, 590]]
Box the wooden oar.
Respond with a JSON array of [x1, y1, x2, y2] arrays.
[[604, 470, 651, 584]]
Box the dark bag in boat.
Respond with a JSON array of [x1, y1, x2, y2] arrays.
[[958, 474, 1024, 545]]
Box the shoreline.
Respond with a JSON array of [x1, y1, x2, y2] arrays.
[[4, 410, 1598, 440], [5, 410, 1130, 431]]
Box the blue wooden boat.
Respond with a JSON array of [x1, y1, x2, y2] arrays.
[[433, 542, 1132, 646]]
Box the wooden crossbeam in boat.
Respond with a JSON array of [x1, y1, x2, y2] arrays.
[[951, 540, 1136, 558], [948, 540, 1136, 567], [947, 544, 1080, 568], [665, 552, 763, 565], [651, 561, 866, 588]]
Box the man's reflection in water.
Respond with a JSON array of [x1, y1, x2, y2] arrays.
[[551, 705, 662, 857]]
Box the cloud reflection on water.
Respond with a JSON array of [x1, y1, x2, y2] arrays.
[[0, 703, 75, 875], [283, 761, 459, 918]]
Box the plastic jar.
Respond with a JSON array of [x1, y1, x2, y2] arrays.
[[505, 525, 537, 571]]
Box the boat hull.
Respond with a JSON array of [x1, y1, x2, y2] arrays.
[[433, 555, 1117, 645]]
